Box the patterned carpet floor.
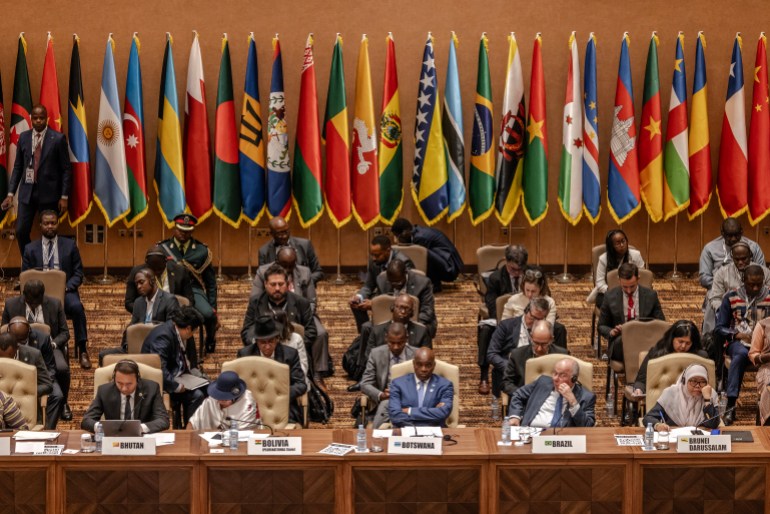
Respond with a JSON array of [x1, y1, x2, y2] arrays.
[[4, 272, 758, 430]]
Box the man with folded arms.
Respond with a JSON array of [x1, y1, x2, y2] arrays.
[[388, 347, 453, 428]]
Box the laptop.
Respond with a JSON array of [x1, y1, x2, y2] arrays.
[[101, 420, 143, 437]]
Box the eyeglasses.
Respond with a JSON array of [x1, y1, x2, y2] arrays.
[[687, 379, 708, 388], [524, 269, 543, 280]]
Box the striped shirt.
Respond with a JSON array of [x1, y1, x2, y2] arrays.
[[0, 391, 28, 430]]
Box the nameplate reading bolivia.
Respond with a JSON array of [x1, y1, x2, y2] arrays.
[[102, 437, 156, 456], [532, 435, 587, 454], [676, 435, 731, 453], [387, 436, 442, 455], [248, 436, 302, 456]]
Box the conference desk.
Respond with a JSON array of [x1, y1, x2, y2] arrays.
[[0, 427, 768, 513]]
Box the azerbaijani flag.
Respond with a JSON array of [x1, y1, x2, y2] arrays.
[[663, 32, 691, 221], [558, 32, 583, 225], [469, 33, 495, 225], [66, 34, 92, 226], [238, 33, 266, 225], [583, 33, 601, 223], [688, 32, 712, 220], [522, 34, 548, 226], [8, 33, 33, 225], [444, 32, 466, 222], [40, 33, 62, 132], [639, 33, 663, 222], [184, 31, 212, 222], [378, 33, 403, 225], [323, 34, 351, 228], [266, 35, 291, 219], [123, 33, 148, 227]]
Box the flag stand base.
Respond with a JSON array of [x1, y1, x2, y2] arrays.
[[555, 272, 574, 284], [94, 274, 116, 285], [664, 270, 684, 280], [335, 274, 346, 285], [239, 272, 253, 282], [216, 274, 227, 284]]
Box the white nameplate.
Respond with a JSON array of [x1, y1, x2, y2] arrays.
[[676, 434, 731, 453], [102, 437, 156, 455], [387, 436, 443, 455], [532, 435, 587, 453], [0, 438, 9, 456], [247, 436, 302, 455]]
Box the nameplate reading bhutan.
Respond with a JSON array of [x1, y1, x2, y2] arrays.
[[102, 437, 156, 456]]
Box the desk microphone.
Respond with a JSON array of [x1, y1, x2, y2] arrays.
[[697, 405, 735, 429], [224, 416, 274, 436], [552, 400, 569, 435]]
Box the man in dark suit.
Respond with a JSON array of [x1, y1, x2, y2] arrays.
[[509, 358, 595, 428], [81, 359, 169, 434], [2, 105, 70, 256], [376, 259, 437, 338], [389, 347, 454, 428], [391, 218, 464, 292], [124, 245, 194, 313], [237, 316, 308, 423], [599, 262, 665, 363], [21, 210, 90, 369], [141, 307, 206, 426], [502, 320, 568, 397], [349, 235, 414, 333], [365, 294, 431, 353], [258, 216, 324, 285], [0, 332, 52, 401], [361, 322, 416, 428]]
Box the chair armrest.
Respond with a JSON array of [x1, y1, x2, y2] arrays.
[[300, 393, 309, 428], [360, 395, 368, 409]]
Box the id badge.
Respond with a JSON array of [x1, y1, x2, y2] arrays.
[[25, 166, 34, 184]]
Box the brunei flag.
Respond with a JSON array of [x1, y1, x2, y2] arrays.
[[748, 33, 770, 225], [323, 34, 351, 228], [583, 33, 601, 223], [469, 33, 494, 225], [444, 32, 466, 222], [239, 33, 266, 225], [184, 31, 212, 222], [40, 33, 62, 132], [8, 33, 33, 225], [266, 35, 292, 219], [639, 33, 663, 222], [123, 33, 148, 227], [688, 32, 712, 220], [66, 34, 92, 226], [558, 32, 583, 225], [378, 33, 403, 225], [608, 33, 641, 225], [523, 34, 548, 226], [154, 33, 186, 227], [411, 33, 448, 225], [663, 32, 691, 221]]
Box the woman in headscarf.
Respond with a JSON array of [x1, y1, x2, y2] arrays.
[[748, 318, 770, 425], [643, 364, 720, 431], [187, 371, 258, 430], [587, 229, 645, 306]]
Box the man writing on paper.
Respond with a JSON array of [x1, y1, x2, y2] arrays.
[[388, 347, 453, 427]]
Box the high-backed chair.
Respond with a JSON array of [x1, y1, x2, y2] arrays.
[[589, 245, 606, 358], [476, 245, 508, 301], [126, 323, 158, 354], [221, 357, 307, 429], [495, 294, 512, 323], [645, 353, 716, 410], [371, 294, 420, 325], [175, 295, 191, 307], [291, 322, 305, 338], [93, 361, 165, 398], [393, 244, 428, 273], [19, 269, 66, 305], [606, 268, 654, 290], [102, 353, 161, 369], [386, 358, 460, 427], [30, 323, 51, 338], [0, 358, 44, 429]]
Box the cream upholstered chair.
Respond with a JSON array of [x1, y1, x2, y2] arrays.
[[19, 269, 66, 305], [476, 245, 507, 319], [371, 294, 420, 325], [589, 244, 606, 358], [102, 353, 161, 369], [221, 357, 307, 430], [385, 358, 460, 427], [393, 244, 428, 273], [126, 323, 159, 354], [606, 268, 654, 290], [174, 295, 191, 307], [644, 353, 716, 412], [0, 357, 44, 429], [30, 323, 51, 337], [495, 294, 512, 323], [93, 361, 165, 397]]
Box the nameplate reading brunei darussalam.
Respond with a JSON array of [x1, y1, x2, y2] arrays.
[[532, 435, 587, 454], [101, 437, 156, 456], [248, 436, 302, 456], [387, 436, 443, 455], [676, 435, 731, 453]]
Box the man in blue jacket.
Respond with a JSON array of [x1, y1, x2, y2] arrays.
[[389, 347, 453, 427]]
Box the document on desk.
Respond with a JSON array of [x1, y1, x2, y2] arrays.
[[144, 433, 175, 446], [614, 435, 644, 446], [400, 426, 443, 437], [13, 431, 59, 441], [372, 429, 393, 438], [14, 441, 45, 454], [654, 426, 696, 444], [199, 431, 267, 444], [176, 373, 210, 390]]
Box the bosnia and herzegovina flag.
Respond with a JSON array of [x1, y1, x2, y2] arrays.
[[582, 33, 601, 223], [558, 32, 583, 226], [154, 33, 186, 227], [443, 32, 465, 223], [67, 34, 92, 227], [638, 33, 663, 223], [411, 33, 448, 225], [469, 33, 494, 226], [747, 33, 770, 225], [266, 35, 292, 219], [123, 33, 148, 228], [688, 32, 712, 220], [608, 33, 641, 225], [522, 34, 548, 226], [378, 33, 403, 225], [238, 33, 266, 226]]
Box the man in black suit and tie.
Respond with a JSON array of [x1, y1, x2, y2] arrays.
[[124, 246, 194, 313], [21, 210, 91, 369], [81, 359, 169, 434], [2, 105, 70, 255], [599, 262, 665, 363], [258, 216, 324, 285], [376, 259, 437, 338], [502, 320, 568, 397]]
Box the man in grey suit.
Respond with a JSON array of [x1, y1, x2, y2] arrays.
[[376, 259, 436, 338], [258, 216, 324, 285], [0, 332, 52, 400], [502, 320, 568, 397], [361, 322, 416, 428]]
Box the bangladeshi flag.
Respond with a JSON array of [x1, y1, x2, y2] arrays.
[[522, 34, 548, 226]]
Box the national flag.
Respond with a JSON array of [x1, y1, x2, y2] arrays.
[[39, 33, 62, 132], [154, 33, 186, 227], [718, 34, 748, 218], [66, 35, 91, 226], [523, 34, 548, 226], [608, 33, 641, 224], [292, 34, 324, 228], [323, 34, 351, 228], [411, 33, 448, 225], [638, 33, 663, 222], [583, 33, 601, 223], [123, 33, 147, 227], [213, 34, 242, 227], [0, 65, 6, 228], [266, 35, 291, 219], [444, 32, 466, 222], [748, 33, 770, 225], [495, 33, 526, 225], [663, 32, 691, 221], [184, 31, 212, 222], [469, 33, 494, 225], [8, 33, 33, 225], [351, 34, 380, 229], [239, 33, 266, 225], [688, 32, 712, 219], [378, 33, 403, 225], [94, 34, 130, 227], [558, 32, 583, 225]]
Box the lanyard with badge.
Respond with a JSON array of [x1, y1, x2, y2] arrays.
[[26, 133, 42, 184]]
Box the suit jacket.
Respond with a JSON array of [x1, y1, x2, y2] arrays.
[[258, 236, 324, 284], [81, 379, 169, 433], [160, 237, 217, 308], [124, 261, 195, 313], [510, 375, 596, 427], [376, 270, 436, 336], [502, 344, 568, 396], [598, 286, 665, 340], [485, 267, 519, 319], [22, 236, 83, 292], [130, 290, 180, 326], [364, 320, 431, 367], [240, 292, 316, 346], [16, 345, 53, 398], [389, 372, 454, 427], [361, 345, 416, 405], [236, 343, 308, 401], [412, 225, 464, 278], [140, 321, 199, 393], [2, 295, 69, 348], [8, 129, 71, 205], [23, 329, 56, 381], [250, 263, 316, 311], [487, 316, 525, 372], [357, 250, 414, 299]]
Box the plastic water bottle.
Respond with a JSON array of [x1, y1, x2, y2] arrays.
[[718, 392, 728, 418], [644, 422, 655, 450], [229, 419, 239, 450], [491, 396, 500, 421], [221, 429, 231, 448], [94, 422, 103, 453], [606, 393, 615, 417], [501, 416, 511, 445], [356, 424, 367, 452]]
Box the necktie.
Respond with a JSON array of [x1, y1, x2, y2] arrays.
[[550, 396, 564, 427], [417, 381, 427, 408], [124, 395, 132, 420], [33, 133, 42, 180], [627, 294, 635, 321], [27, 309, 35, 323], [46, 240, 54, 269], [513, 276, 519, 292]]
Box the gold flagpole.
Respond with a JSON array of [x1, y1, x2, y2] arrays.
[[95, 227, 115, 284], [334, 227, 345, 285], [216, 218, 225, 283], [536, 225, 541, 266], [240, 226, 254, 281], [665, 213, 683, 279], [556, 223, 573, 283], [131, 223, 138, 266]]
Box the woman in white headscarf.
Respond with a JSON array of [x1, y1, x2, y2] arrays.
[[643, 364, 720, 431]]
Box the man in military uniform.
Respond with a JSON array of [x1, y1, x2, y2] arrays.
[[159, 213, 219, 352]]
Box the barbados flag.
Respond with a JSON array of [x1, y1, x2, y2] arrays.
[[239, 33, 266, 225]]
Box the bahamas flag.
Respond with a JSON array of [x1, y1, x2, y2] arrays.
[[411, 33, 448, 225], [443, 32, 466, 222], [688, 32, 712, 220], [583, 33, 601, 223], [123, 33, 148, 227], [469, 33, 494, 225], [67, 34, 92, 226], [154, 34, 186, 227], [378, 33, 403, 224], [266, 35, 291, 219], [239, 33, 266, 225]]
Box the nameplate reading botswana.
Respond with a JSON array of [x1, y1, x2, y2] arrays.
[[387, 436, 442, 455]]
